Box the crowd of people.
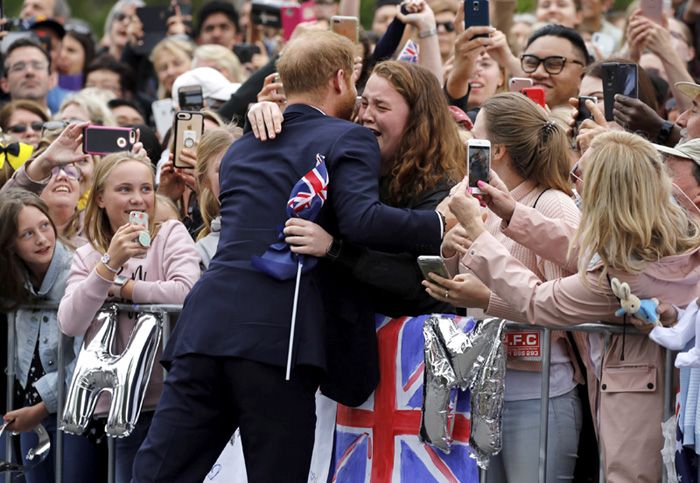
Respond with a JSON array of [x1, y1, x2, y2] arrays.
[[1, 0, 700, 480]]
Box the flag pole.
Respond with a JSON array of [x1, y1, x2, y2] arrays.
[[285, 259, 303, 380]]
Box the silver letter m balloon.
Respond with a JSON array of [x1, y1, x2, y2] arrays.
[[60, 305, 163, 438]]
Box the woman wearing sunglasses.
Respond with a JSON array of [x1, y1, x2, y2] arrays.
[[0, 100, 50, 149], [39, 162, 85, 248]]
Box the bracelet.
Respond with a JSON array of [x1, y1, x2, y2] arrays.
[[418, 27, 438, 38], [101, 260, 119, 274]]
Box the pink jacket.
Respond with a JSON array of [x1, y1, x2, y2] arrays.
[[58, 220, 200, 415], [462, 205, 700, 482]]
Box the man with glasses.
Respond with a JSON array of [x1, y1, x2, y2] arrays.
[[0, 38, 54, 113], [520, 24, 590, 108]]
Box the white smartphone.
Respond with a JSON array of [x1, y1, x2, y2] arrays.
[[417, 256, 450, 281], [508, 77, 533, 93], [151, 98, 175, 140], [467, 139, 491, 195]]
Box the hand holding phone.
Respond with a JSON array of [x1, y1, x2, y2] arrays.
[[417, 256, 450, 281], [576, 96, 597, 131], [467, 139, 491, 195], [602, 62, 638, 121]]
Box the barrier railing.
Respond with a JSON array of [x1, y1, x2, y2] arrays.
[[3, 305, 674, 483]]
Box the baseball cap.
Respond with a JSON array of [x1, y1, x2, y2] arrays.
[[29, 18, 66, 39], [171, 67, 240, 107]]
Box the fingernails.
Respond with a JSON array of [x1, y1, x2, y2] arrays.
[[477, 180, 485, 187]]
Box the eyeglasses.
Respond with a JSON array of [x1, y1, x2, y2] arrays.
[[520, 54, 584, 75], [569, 161, 583, 184], [51, 164, 81, 181], [7, 60, 49, 74], [7, 122, 44, 134], [436, 21, 455, 32], [113, 12, 129, 22]]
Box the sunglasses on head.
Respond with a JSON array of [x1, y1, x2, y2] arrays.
[[7, 122, 44, 134]]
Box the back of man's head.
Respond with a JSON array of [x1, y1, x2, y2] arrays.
[[277, 31, 355, 99]]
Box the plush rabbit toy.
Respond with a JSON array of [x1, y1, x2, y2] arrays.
[[610, 277, 660, 326]]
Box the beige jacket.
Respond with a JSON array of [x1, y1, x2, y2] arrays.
[[461, 203, 700, 482]]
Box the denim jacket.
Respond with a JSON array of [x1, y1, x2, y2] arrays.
[[11, 242, 82, 414]]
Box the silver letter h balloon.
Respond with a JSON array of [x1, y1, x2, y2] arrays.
[[60, 305, 163, 438]]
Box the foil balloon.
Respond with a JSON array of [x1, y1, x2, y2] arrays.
[[61, 304, 163, 438], [468, 320, 507, 468], [420, 316, 507, 469], [420, 320, 457, 452], [0, 421, 50, 472]]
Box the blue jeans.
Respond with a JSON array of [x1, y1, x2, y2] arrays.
[[115, 411, 153, 483], [0, 414, 104, 483], [486, 388, 583, 483]]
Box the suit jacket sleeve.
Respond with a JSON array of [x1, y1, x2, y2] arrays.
[[327, 125, 442, 254], [463, 230, 621, 327]]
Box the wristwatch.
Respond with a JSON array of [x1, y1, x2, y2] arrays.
[[326, 239, 343, 261], [101, 253, 118, 273], [113, 275, 128, 298]]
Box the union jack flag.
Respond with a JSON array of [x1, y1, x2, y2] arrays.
[[397, 40, 419, 64], [251, 153, 329, 280], [332, 314, 479, 482], [286, 153, 328, 219]]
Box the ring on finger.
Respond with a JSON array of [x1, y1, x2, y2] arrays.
[[445, 291, 449, 299]]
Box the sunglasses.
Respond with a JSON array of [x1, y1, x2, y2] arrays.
[[51, 164, 81, 181], [7, 122, 44, 134], [436, 21, 455, 32]]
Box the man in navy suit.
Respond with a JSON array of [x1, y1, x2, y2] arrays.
[[132, 31, 447, 482]]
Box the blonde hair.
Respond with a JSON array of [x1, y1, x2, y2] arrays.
[[84, 152, 158, 254], [277, 31, 355, 100], [150, 38, 195, 98], [195, 125, 242, 239], [577, 131, 700, 277], [59, 92, 116, 126], [193, 44, 247, 83], [481, 92, 573, 195]]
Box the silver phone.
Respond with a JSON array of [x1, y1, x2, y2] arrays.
[[417, 255, 450, 280]]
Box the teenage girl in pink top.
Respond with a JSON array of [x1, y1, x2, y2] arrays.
[[57, 152, 200, 483]]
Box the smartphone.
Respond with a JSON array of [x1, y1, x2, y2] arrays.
[[464, 0, 489, 36], [251, 0, 283, 28], [151, 98, 175, 140], [83, 126, 136, 155], [281, 4, 303, 41], [591, 32, 615, 58], [602, 62, 638, 122], [331, 16, 359, 44], [417, 256, 450, 281], [467, 139, 491, 195], [640, 0, 664, 24], [576, 95, 597, 130], [508, 77, 533, 93], [522, 86, 546, 108], [129, 211, 150, 251], [136, 6, 169, 33], [178, 85, 204, 111], [172, 111, 204, 169]]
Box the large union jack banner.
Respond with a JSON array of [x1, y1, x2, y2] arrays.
[[331, 314, 479, 482]]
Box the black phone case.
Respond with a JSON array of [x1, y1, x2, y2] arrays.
[[576, 96, 596, 128], [465, 0, 489, 34], [83, 128, 136, 155], [602, 62, 638, 122]]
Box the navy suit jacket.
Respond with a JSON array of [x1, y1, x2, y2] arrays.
[[164, 104, 442, 375]]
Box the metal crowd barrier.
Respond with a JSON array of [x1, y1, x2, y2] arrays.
[[4, 303, 180, 483], [3, 306, 675, 483]]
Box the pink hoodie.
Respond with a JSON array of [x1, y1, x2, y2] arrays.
[[58, 220, 200, 415]]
